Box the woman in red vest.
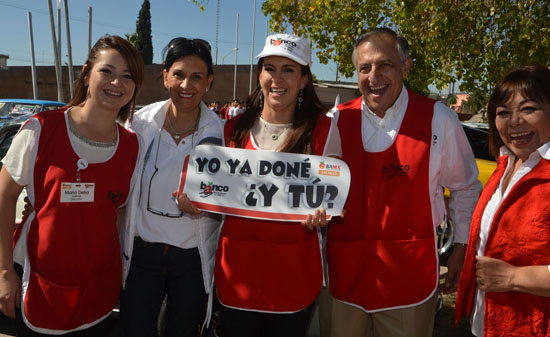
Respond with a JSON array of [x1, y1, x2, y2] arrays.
[[455, 65, 550, 336], [218, 32, 342, 337], [179, 33, 341, 337], [0, 35, 144, 335]]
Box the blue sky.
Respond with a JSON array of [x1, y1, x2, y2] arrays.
[[0, 0, 350, 82]]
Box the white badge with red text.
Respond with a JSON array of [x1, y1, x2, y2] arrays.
[[60, 182, 95, 203]]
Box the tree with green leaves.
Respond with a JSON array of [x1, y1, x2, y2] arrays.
[[125, 32, 138, 47], [135, 0, 153, 65], [446, 94, 457, 107], [261, 0, 550, 100]]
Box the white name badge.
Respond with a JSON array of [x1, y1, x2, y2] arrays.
[[60, 182, 95, 203]]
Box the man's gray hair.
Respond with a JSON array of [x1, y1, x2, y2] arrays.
[[351, 27, 410, 67]]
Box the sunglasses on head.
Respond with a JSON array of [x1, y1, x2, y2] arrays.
[[169, 37, 211, 53]]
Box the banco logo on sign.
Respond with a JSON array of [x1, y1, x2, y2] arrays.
[[200, 181, 229, 198]]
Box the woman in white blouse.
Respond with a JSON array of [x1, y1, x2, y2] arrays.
[[119, 37, 223, 337], [455, 65, 550, 337]]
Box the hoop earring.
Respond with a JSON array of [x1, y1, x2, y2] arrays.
[[297, 89, 304, 111]]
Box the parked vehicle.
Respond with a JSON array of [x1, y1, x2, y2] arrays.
[[0, 100, 64, 223], [0, 99, 65, 115], [0, 99, 65, 128], [439, 122, 496, 257]]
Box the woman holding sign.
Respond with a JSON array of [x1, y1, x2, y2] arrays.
[[119, 37, 224, 337], [216, 33, 341, 337], [0, 35, 143, 335]]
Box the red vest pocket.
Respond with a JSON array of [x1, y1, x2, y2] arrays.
[[215, 234, 322, 312], [25, 265, 120, 331], [328, 237, 437, 311]]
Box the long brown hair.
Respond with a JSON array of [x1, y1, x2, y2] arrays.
[[487, 65, 550, 157], [66, 35, 144, 123], [230, 58, 327, 154]]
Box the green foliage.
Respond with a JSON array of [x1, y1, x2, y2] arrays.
[[125, 32, 138, 47], [135, 0, 153, 65], [446, 94, 457, 107], [460, 91, 490, 118], [311, 72, 320, 83], [188, 0, 206, 12], [262, 0, 550, 99]]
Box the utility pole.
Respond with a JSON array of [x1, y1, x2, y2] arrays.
[[47, 0, 63, 102], [233, 13, 239, 100], [215, 0, 220, 64], [87, 6, 92, 55], [249, 0, 256, 94], [64, 0, 74, 98], [27, 12, 38, 99]]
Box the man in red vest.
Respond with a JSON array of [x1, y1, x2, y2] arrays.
[[322, 27, 482, 337]]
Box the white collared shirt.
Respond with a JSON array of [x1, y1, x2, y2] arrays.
[[471, 142, 550, 336], [332, 85, 482, 244]]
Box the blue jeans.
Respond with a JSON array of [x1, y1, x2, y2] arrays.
[[119, 237, 207, 337]]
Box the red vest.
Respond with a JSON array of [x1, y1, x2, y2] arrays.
[[20, 109, 138, 332], [455, 156, 550, 336], [327, 91, 438, 311], [215, 114, 331, 312], [220, 107, 228, 120]]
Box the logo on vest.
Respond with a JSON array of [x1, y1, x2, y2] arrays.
[[200, 181, 229, 198], [382, 164, 410, 180], [108, 190, 124, 204]]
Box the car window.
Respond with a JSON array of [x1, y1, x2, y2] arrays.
[[0, 103, 13, 117], [463, 125, 493, 161], [0, 126, 20, 169], [0, 103, 41, 117]]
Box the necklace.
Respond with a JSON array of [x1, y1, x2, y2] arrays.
[[259, 116, 292, 141], [68, 121, 117, 148], [166, 108, 200, 140]]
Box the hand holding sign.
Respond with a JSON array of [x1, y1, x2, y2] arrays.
[[172, 191, 201, 215], [177, 145, 350, 222]]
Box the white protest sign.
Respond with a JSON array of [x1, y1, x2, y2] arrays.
[[177, 145, 350, 221]]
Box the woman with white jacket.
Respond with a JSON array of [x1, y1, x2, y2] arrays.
[[119, 37, 223, 337]]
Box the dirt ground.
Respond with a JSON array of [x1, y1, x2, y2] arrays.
[[435, 265, 474, 337], [434, 292, 475, 337]]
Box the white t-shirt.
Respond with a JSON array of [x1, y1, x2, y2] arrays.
[[227, 107, 236, 119]]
